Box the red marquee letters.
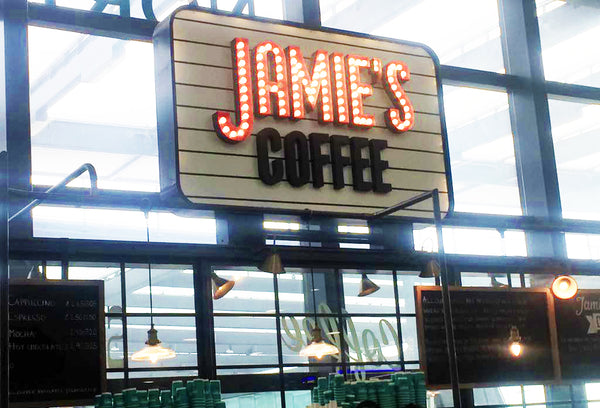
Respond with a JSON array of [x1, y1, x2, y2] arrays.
[[213, 37, 415, 143]]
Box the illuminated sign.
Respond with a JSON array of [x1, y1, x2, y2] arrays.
[[154, 8, 453, 217], [213, 39, 415, 142]]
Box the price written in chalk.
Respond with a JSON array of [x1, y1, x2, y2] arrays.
[[65, 300, 97, 308], [64, 313, 97, 321], [69, 328, 98, 337]]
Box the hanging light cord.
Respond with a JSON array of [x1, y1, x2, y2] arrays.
[[310, 264, 317, 323], [307, 227, 318, 325], [145, 211, 154, 328]]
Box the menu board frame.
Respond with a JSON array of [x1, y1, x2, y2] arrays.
[[9, 279, 107, 408], [414, 286, 560, 389], [554, 288, 600, 383]]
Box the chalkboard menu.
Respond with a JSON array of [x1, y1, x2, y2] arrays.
[[554, 289, 600, 381], [9, 280, 106, 406], [415, 286, 559, 388]]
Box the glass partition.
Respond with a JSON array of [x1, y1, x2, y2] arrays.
[[537, 0, 600, 87], [320, 0, 504, 72], [443, 85, 520, 215], [548, 98, 600, 221]]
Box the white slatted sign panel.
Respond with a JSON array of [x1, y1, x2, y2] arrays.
[[154, 8, 453, 218]]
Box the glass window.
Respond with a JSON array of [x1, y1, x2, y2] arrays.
[[474, 386, 523, 406], [587, 383, 600, 408], [524, 385, 546, 406], [280, 315, 342, 367], [129, 369, 198, 379], [569, 275, 600, 290], [215, 0, 285, 18], [212, 268, 276, 314], [338, 221, 369, 235], [537, 0, 600, 87], [413, 225, 527, 256], [279, 269, 340, 367], [61, 261, 125, 370], [28, 27, 159, 192], [126, 264, 195, 313], [276, 269, 306, 314], [106, 316, 125, 370], [263, 217, 302, 232], [254, 0, 284, 19], [127, 316, 197, 368], [222, 391, 282, 408], [27, 0, 285, 21], [9, 259, 50, 279], [68, 262, 122, 312], [45, 261, 63, 279], [33, 206, 217, 244], [432, 389, 455, 407], [566, 233, 600, 260], [461, 272, 510, 288], [548, 99, 600, 221], [474, 385, 547, 408], [396, 271, 435, 314], [214, 316, 279, 369], [344, 315, 401, 364], [285, 391, 311, 408], [320, 0, 504, 72], [443, 85, 521, 215], [120, 264, 196, 375], [280, 314, 311, 365], [523, 274, 553, 289], [342, 270, 395, 314], [400, 316, 418, 362]]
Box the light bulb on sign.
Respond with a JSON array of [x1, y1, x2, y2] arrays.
[[509, 341, 522, 357], [551, 275, 578, 300], [508, 326, 522, 358]]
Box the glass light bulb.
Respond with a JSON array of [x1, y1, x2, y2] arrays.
[[509, 342, 522, 357], [552, 275, 578, 299], [131, 344, 176, 363], [299, 340, 339, 359]]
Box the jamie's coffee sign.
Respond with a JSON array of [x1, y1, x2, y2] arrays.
[[154, 8, 452, 217]]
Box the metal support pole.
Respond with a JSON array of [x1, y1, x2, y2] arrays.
[[369, 191, 433, 220], [433, 189, 461, 408], [497, 0, 566, 258], [370, 189, 461, 407], [301, 0, 321, 28], [0, 151, 9, 408], [8, 163, 98, 222]]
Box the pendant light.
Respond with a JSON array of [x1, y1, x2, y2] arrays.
[[551, 275, 578, 300], [357, 273, 380, 297], [211, 272, 235, 300], [299, 326, 340, 360], [299, 263, 339, 359], [131, 210, 176, 364], [259, 236, 285, 274], [419, 259, 440, 278]]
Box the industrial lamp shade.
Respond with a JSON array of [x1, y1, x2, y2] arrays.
[[259, 251, 285, 274], [212, 273, 235, 300], [419, 259, 440, 278], [358, 273, 380, 297], [131, 326, 176, 364], [299, 326, 339, 360], [551, 275, 578, 300]]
